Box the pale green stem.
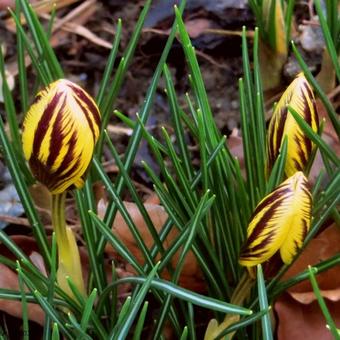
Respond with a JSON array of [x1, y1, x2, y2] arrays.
[[205, 272, 254, 340], [51, 192, 67, 255], [51, 192, 86, 298]]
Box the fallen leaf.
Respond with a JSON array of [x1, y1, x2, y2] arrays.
[[0, 236, 44, 325], [227, 128, 244, 171], [316, 49, 336, 94], [282, 224, 340, 302], [185, 18, 211, 39], [0, 263, 45, 325], [0, 68, 15, 103], [104, 201, 205, 291], [308, 99, 340, 184], [275, 293, 340, 340], [275, 224, 340, 338], [0, 0, 14, 10], [0, 235, 103, 324]]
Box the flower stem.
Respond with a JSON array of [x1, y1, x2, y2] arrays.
[[51, 192, 86, 299], [205, 272, 254, 340]]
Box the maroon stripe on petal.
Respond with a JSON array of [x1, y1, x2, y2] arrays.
[[29, 157, 52, 190], [50, 157, 81, 192], [294, 134, 307, 169], [33, 92, 63, 157], [275, 106, 288, 156], [301, 92, 313, 155], [244, 197, 285, 250], [251, 186, 290, 220], [312, 99, 319, 128], [55, 130, 78, 174], [32, 93, 42, 105], [268, 120, 276, 167], [74, 96, 96, 141], [46, 97, 67, 168], [303, 82, 314, 110], [240, 248, 267, 261], [68, 84, 101, 126], [302, 218, 309, 239], [241, 232, 275, 259]]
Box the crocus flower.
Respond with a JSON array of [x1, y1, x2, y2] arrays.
[[267, 73, 319, 177], [239, 172, 312, 267], [22, 79, 101, 298], [22, 79, 101, 194]]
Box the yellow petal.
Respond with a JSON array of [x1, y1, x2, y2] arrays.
[[239, 172, 312, 267], [267, 73, 319, 177], [22, 79, 101, 194]]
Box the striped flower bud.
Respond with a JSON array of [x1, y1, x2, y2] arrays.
[[22, 79, 100, 194], [267, 73, 319, 177], [239, 172, 312, 267]]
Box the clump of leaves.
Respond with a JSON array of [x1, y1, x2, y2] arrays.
[[0, 0, 338, 339]]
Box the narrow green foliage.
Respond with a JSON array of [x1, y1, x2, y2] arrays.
[[0, 47, 33, 183], [99, 277, 253, 315], [180, 327, 189, 340], [271, 254, 340, 298], [112, 263, 160, 340], [17, 262, 29, 340], [0, 0, 338, 338], [92, 159, 155, 268], [75, 189, 107, 294], [96, 0, 153, 155], [314, 0, 340, 82], [266, 137, 288, 193], [89, 209, 144, 275], [288, 106, 339, 167], [291, 41, 340, 138], [43, 233, 57, 340], [132, 301, 149, 340], [66, 312, 93, 340], [308, 266, 340, 339], [15, 0, 28, 113], [100, 1, 187, 254], [215, 309, 269, 339], [104, 132, 164, 257], [240, 27, 267, 205], [96, 19, 123, 109], [248, 0, 295, 50], [18, 0, 63, 80], [52, 323, 60, 340], [257, 265, 273, 340]]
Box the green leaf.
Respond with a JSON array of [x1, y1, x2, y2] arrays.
[[308, 266, 340, 339], [257, 265, 273, 340], [132, 301, 149, 340], [291, 42, 340, 138], [288, 105, 339, 167], [100, 277, 253, 316], [112, 263, 160, 340]]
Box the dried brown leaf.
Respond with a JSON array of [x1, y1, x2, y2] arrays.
[[184, 18, 211, 38], [275, 293, 340, 340], [0, 263, 45, 325], [282, 224, 340, 302], [0, 236, 44, 324], [104, 201, 205, 291], [227, 128, 244, 171]]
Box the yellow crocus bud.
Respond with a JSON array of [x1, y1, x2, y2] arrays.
[[267, 73, 319, 177], [239, 172, 312, 267], [22, 79, 101, 194]]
